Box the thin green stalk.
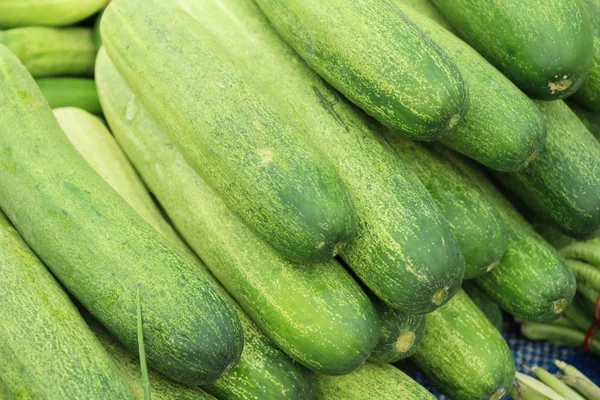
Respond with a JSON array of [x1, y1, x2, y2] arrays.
[[552, 317, 575, 329], [563, 303, 594, 333], [533, 367, 585, 400], [554, 360, 594, 385], [137, 287, 151, 400], [560, 243, 600, 270], [566, 259, 600, 292], [510, 372, 566, 400], [576, 283, 600, 313], [558, 375, 600, 400], [521, 323, 600, 356]]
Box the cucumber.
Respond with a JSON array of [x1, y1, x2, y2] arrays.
[[0, 210, 132, 399], [55, 106, 315, 400], [0, 27, 96, 77], [0, 44, 243, 386], [493, 100, 600, 239], [254, 0, 468, 141], [101, 0, 357, 264], [574, 0, 600, 111], [94, 8, 105, 50], [568, 100, 600, 140], [398, 0, 454, 31], [315, 363, 435, 400], [462, 281, 503, 332], [37, 78, 102, 115], [384, 136, 506, 279], [0, 0, 106, 28], [413, 289, 515, 400], [177, 0, 463, 313], [96, 48, 379, 376], [432, 0, 594, 100], [395, 2, 547, 172], [437, 147, 577, 322]]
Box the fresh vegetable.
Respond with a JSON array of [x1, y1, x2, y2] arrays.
[[412, 289, 515, 400], [0, 27, 96, 77], [101, 0, 358, 264], [561, 242, 600, 269], [574, 0, 600, 111], [432, 0, 594, 99], [0, 43, 243, 386], [94, 8, 105, 50], [511, 372, 565, 400], [555, 361, 600, 400], [37, 78, 102, 115], [96, 49, 379, 376], [136, 289, 150, 400], [563, 300, 595, 333], [522, 323, 600, 356], [0, 0, 107, 28], [462, 281, 503, 331], [565, 259, 600, 290], [254, 0, 468, 141], [396, 2, 547, 172], [534, 367, 585, 400], [568, 100, 600, 140], [398, 0, 454, 31]]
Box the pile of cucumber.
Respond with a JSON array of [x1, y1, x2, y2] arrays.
[[0, 0, 599, 399]]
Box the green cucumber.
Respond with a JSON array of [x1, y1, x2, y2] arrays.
[[0, 27, 96, 77], [0, 44, 243, 386], [432, 0, 594, 100], [574, 0, 600, 111], [55, 106, 315, 400], [437, 147, 577, 322], [462, 281, 503, 332], [385, 136, 506, 279], [0, 0, 106, 28], [396, 2, 547, 172], [0, 210, 132, 399], [96, 48, 379, 376], [94, 8, 105, 50], [177, 0, 463, 313], [37, 78, 102, 115], [413, 289, 515, 400], [101, 0, 357, 264], [315, 363, 435, 400], [398, 0, 454, 31], [254, 0, 468, 141], [493, 100, 600, 239], [568, 100, 600, 140]]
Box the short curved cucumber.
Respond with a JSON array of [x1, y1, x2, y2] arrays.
[[0, 0, 107, 28], [38, 79, 102, 115]]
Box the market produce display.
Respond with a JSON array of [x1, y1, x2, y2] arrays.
[[1, 0, 600, 399]]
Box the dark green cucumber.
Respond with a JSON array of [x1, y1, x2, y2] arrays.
[[315, 363, 435, 400], [574, 0, 600, 111], [385, 136, 506, 279], [396, 2, 547, 172], [178, 0, 464, 314], [0, 210, 132, 399], [493, 100, 600, 239], [413, 289, 515, 400], [0, 27, 96, 77], [101, 0, 357, 264], [96, 49, 379, 376], [0, 44, 243, 386], [56, 106, 315, 400], [432, 0, 594, 100], [37, 78, 102, 115], [398, 0, 454, 31], [462, 281, 503, 332], [0, 0, 107, 28], [568, 100, 600, 140], [254, 0, 467, 141], [437, 147, 577, 322]]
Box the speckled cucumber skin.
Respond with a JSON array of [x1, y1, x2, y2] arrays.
[[437, 148, 577, 322], [396, 3, 547, 172], [0, 44, 243, 386], [39, 79, 102, 115], [574, 0, 600, 111], [101, 0, 357, 264], [385, 136, 506, 279], [413, 290, 515, 400], [432, 0, 594, 100], [255, 0, 468, 141], [177, 0, 463, 313], [398, 0, 454, 31], [96, 49, 379, 376], [0, 0, 106, 28], [493, 100, 600, 239], [315, 363, 435, 400], [0, 27, 96, 77], [57, 106, 315, 400], [0, 211, 132, 399], [462, 281, 503, 332], [568, 100, 600, 140]]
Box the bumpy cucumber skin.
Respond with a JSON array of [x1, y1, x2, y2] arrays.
[[96, 49, 379, 376], [462, 281, 503, 332], [0, 27, 96, 77], [0, 211, 132, 400], [0, 44, 243, 386], [433, 0, 593, 100], [413, 290, 515, 400], [101, 0, 357, 264], [574, 0, 600, 111], [386, 136, 506, 279], [38, 79, 102, 115], [57, 106, 315, 400], [0, 0, 106, 28], [493, 100, 600, 239], [315, 363, 435, 400], [568, 100, 600, 141], [255, 0, 468, 141], [397, 3, 547, 172]]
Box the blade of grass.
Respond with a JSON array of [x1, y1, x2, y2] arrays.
[[137, 286, 151, 400]]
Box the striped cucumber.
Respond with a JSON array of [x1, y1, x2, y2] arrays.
[[493, 100, 600, 239], [254, 0, 468, 141], [568, 100, 600, 141], [0, 44, 243, 386], [396, 2, 547, 172], [101, 0, 357, 264], [413, 289, 515, 400], [432, 0, 594, 100], [574, 0, 600, 111], [177, 0, 464, 313], [38, 79, 102, 115], [55, 107, 315, 400], [96, 48, 379, 376], [0, 27, 96, 77], [0, 0, 107, 28], [462, 281, 503, 332]]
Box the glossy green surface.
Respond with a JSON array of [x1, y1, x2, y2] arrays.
[[0, 0, 106, 28], [38, 78, 102, 115]]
